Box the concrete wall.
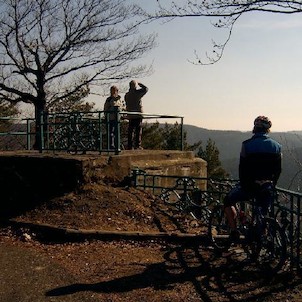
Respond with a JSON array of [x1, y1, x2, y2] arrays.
[[0, 150, 207, 217]]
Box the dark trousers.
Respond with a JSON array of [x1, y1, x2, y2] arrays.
[[128, 118, 142, 149], [224, 182, 275, 215]]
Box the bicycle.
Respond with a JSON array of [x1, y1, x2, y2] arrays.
[[208, 197, 287, 273], [158, 177, 219, 225]]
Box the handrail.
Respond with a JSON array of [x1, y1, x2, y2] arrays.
[[0, 110, 185, 153], [132, 170, 302, 273], [0, 117, 35, 150]]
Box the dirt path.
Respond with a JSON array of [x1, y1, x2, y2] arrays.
[[0, 241, 96, 302], [1, 228, 302, 302], [1, 182, 302, 301]]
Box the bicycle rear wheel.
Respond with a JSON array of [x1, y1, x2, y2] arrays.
[[208, 204, 231, 251], [247, 217, 287, 273]]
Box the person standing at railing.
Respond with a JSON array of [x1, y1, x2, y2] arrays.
[[224, 116, 282, 241], [104, 86, 126, 149], [124, 80, 148, 150]]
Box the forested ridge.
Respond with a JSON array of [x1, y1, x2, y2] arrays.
[[184, 124, 302, 191]]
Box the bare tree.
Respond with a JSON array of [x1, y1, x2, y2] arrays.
[[154, 1, 302, 64], [0, 0, 156, 148]]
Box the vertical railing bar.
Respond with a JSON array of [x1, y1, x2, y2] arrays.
[[289, 194, 294, 271], [98, 111, 102, 154], [40, 111, 44, 153], [115, 107, 120, 155], [297, 195, 301, 272], [26, 118, 31, 150], [46, 113, 50, 150], [180, 117, 184, 151]]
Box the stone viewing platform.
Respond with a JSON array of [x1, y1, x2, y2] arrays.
[[0, 150, 206, 216]]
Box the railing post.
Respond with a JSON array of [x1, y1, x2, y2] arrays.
[[114, 106, 120, 155], [52, 113, 57, 151], [132, 168, 139, 188], [43, 111, 50, 150], [39, 111, 44, 153], [297, 195, 301, 271], [105, 111, 110, 152], [131, 168, 146, 188], [180, 117, 184, 151], [98, 111, 102, 154], [290, 194, 294, 270], [26, 118, 31, 150]]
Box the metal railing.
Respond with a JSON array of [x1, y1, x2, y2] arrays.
[[0, 110, 185, 154], [41, 111, 104, 154], [274, 187, 302, 272], [131, 169, 302, 273], [131, 168, 235, 198], [0, 117, 35, 150]]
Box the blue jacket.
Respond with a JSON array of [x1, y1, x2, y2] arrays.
[[239, 132, 282, 190]]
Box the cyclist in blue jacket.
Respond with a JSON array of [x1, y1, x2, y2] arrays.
[[224, 116, 282, 241]]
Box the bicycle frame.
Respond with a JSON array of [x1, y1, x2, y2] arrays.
[[209, 198, 287, 273]]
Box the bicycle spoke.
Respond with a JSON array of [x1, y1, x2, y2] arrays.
[[249, 218, 287, 273]]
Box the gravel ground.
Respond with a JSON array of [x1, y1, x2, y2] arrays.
[[1, 183, 302, 301]]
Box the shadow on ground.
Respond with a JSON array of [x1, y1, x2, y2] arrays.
[[46, 243, 299, 302]]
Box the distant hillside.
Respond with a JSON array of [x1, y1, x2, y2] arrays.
[[184, 124, 302, 191]]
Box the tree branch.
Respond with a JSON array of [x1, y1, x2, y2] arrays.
[[152, 0, 302, 64]]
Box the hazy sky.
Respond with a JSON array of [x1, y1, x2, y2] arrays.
[[90, 1, 302, 132]]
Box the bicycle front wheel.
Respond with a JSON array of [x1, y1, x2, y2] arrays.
[[208, 204, 231, 251], [248, 217, 287, 273]]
